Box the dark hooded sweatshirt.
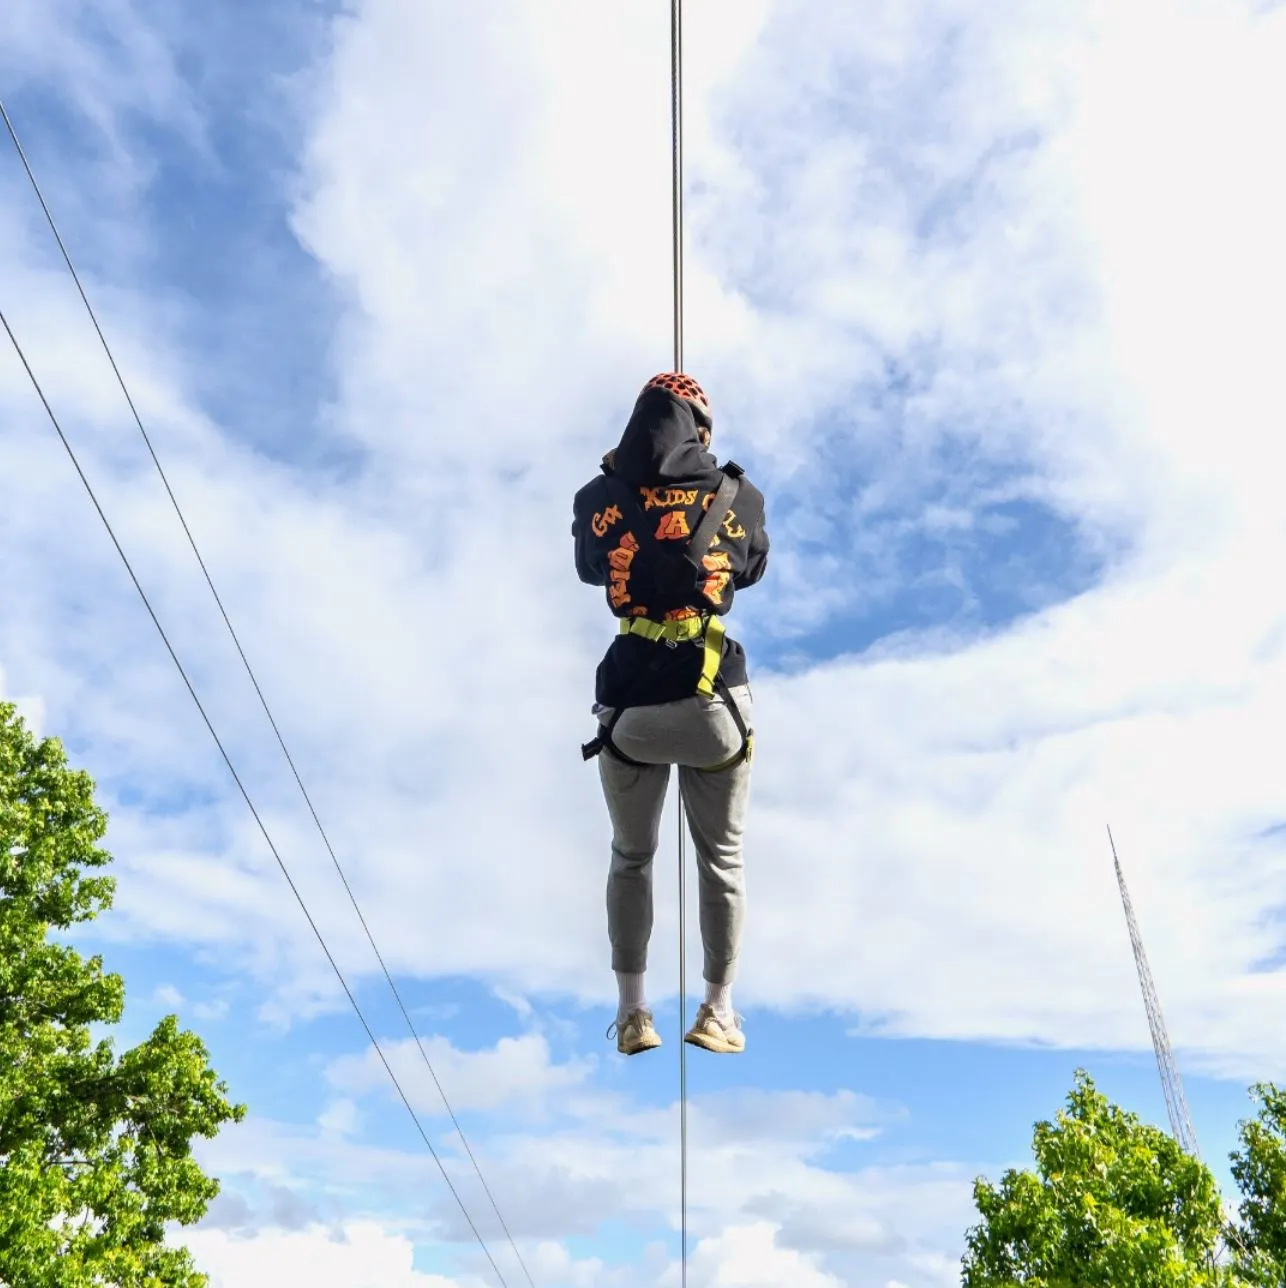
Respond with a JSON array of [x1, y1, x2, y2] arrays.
[[572, 386, 770, 709]]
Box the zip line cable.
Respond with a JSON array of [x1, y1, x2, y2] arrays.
[[0, 307, 512, 1288], [0, 98, 536, 1288], [669, 3, 691, 1285]]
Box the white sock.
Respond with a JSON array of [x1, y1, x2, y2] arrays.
[[616, 971, 646, 1022], [704, 980, 733, 1022]]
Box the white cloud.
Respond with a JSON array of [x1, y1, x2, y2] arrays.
[[186, 1218, 672, 1288], [153, 983, 184, 1007], [1, 0, 203, 215], [184, 1222, 466, 1288], [317, 1098, 359, 1138], [686, 1222, 844, 1288], [183, 1215, 953, 1288], [490, 987, 533, 1021], [326, 1033, 594, 1119], [196, 1084, 975, 1287], [198, 1115, 440, 1194]]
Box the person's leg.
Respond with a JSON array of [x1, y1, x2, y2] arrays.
[[677, 683, 753, 1053], [679, 756, 751, 991], [599, 746, 670, 1030]]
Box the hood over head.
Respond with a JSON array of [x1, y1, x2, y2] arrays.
[[608, 386, 721, 486]]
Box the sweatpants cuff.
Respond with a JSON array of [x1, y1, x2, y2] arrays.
[[703, 959, 738, 987]]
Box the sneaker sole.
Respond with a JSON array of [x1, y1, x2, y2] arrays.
[[683, 1030, 744, 1054], [618, 1034, 663, 1056]]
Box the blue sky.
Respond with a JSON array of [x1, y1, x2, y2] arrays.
[[4, 1, 1286, 1285]]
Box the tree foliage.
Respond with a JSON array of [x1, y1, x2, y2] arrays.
[[962, 1069, 1238, 1286], [0, 700, 244, 1286], [1229, 1082, 1286, 1286]]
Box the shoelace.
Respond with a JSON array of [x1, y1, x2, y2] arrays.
[[606, 1007, 656, 1040], [695, 1004, 744, 1031]]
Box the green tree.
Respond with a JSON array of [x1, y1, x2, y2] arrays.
[[1229, 1082, 1286, 1286], [962, 1069, 1239, 1286], [0, 700, 244, 1286]]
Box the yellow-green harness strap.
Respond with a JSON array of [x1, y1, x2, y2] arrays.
[[696, 614, 724, 699], [619, 613, 725, 699], [619, 615, 706, 645]]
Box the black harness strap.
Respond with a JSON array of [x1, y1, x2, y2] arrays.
[[685, 463, 742, 571], [581, 703, 646, 767], [706, 673, 754, 771]]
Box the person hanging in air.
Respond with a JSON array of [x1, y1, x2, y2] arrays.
[[573, 373, 770, 1056]]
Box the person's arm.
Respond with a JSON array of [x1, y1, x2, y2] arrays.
[[572, 483, 607, 586], [734, 488, 769, 589]]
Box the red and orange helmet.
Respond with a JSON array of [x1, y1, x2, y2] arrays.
[[641, 372, 712, 429]]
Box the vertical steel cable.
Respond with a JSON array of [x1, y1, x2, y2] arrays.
[[669, 4, 689, 1285], [671, 0, 685, 376]]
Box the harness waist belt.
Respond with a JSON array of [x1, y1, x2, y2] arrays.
[[620, 613, 725, 698], [619, 615, 706, 643]]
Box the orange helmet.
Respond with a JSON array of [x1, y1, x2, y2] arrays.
[[641, 372, 712, 429]]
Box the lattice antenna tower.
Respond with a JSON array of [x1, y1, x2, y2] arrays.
[[1108, 825, 1201, 1159]]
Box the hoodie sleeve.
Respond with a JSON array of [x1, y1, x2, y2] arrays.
[[572, 480, 606, 586], [733, 485, 769, 589]]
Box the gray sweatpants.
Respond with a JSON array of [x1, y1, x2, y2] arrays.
[[595, 683, 753, 987]]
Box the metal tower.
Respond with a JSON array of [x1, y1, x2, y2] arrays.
[[1108, 825, 1202, 1159]]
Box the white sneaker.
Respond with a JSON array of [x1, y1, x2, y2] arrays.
[[608, 1008, 663, 1055], [684, 1004, 745, 1054]]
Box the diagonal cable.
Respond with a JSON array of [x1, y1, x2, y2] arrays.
[[1, 96, 536, 1288], [0, 307, 511, 1288]]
